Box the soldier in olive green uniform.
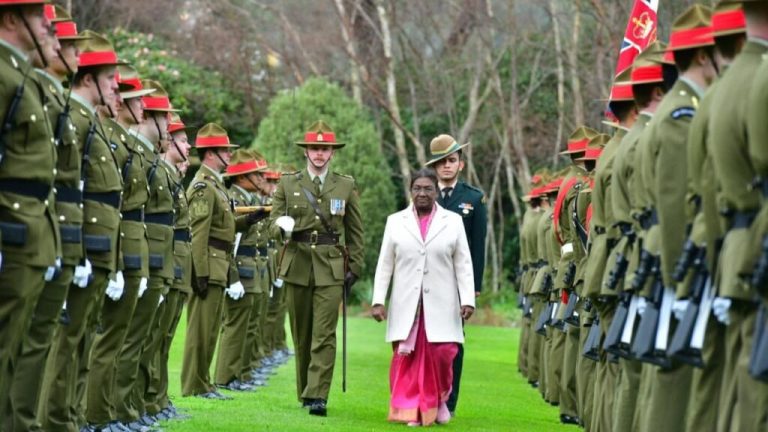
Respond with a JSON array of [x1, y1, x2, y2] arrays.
[[4, 6, 72, 430], [181, 123, 241, 398], [85, 65, 153, 431], [150, 113, 193, 420], [709, 2, 768, 431], [113, 79, 177, 429], [270, 121, 364, 416], [214, 149, 270, 391], [42, 31, 123, 432]]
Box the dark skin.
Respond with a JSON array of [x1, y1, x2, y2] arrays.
[[371, 176, 474, 322]]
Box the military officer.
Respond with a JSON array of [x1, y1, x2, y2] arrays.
[[181, 123, 240, 399], [85, 65, 154, 432], [424, 134, 487, 416], [215, 149, 270, 391], [269, 120, 364, 416], [41, 30, 123, 432]]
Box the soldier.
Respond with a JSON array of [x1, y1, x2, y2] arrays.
[[85, 65, 153, 432], [150, 112, 193, 420], [181, 123, 241, 399], [269, 120, 364, 416], [424, 134, 487, 417], [215, 149, 270, 391], [4, 5, 78, 430], [41, 30, 123, 432], [709, 1, 768, 430]]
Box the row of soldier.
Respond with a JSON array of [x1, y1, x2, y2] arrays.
[[518, 1, 768, 431], [0, 2, 293, 432]]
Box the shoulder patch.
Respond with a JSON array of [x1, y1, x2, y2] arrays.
[[671, 107, 695, 120], [193, 182, 207, 190], [333, 172, 354, 180]]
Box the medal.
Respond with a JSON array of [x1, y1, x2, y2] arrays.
[[330, 199, 346, 215]]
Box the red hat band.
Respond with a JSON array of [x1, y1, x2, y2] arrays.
[[610, 84, 634, 100], [55, 21, 80, 39], [713, 9, 746, 35], [264, 171, 281, 180], [669, 26, 714, 50], [226, 160, 268, 176], [168, 122, 186, 134], [545, 179, 564, 192], [304, 131, 336, 145], [142, 96, 172, 111], [43, 4, 54, 19], [583, 148, 603, 160], [631, 65, 663, 83], [79, 50, 119, 67], [120, 76, 143, 91], [566, 138, 589, 153], [196, 135, 231, 148]]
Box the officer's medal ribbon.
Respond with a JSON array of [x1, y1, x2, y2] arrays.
[[330, 199, 346, 216], [459, 202, 474, 215]]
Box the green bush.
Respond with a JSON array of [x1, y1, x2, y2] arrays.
[[254, 78, 398, 281]]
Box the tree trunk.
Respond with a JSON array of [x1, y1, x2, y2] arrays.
[[567, 0, 585, 127], [548, 0, 566, 165], [332, 0, 363, 105]]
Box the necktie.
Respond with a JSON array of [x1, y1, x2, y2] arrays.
[[313, 176, 322, 196], [442, 187, 453, 201]]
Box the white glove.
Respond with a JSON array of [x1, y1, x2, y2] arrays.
[[73, 259, 92, 288], [138, 277, 148, 298], [158, 294, 165, 305], [105, 271, 125, 301], [712, 297, 732, 325], [273, 278, 284, 289], [44, 257, 62, 282], [226, 281, 245, 300], [672, 299, 690, 321], [637, 297, 648, 317]]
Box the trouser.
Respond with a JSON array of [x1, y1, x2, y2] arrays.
[[546, 326, 565, 404], [540, 320, 550, 400], [519, 316, 530, 377], [527, 300, 544, 384], [272, 285, 289, 350], [590, 301, 618, 432], [718, 301, 768, 432], [215, 292, 255, 385], [243, 291, 267, 381], [639, 363, 692, 432], [85, 273, 141, 425], [137, 282, 171, 416], [612, 357, 642, 432], [40, 268, 110, 432], [560, 321, 580, 418], [150, 289, 186, 413], [4, 266, 71, 432], [181, 285, 225, 396], [286, 279, 343, 401], [114, 277, 164, 422], [577, 316, 597, 428], [446, 338, 464, 412], [685, 315, 725, 432]]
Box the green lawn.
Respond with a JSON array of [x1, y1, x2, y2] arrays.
[[162, 314, 579, 431]]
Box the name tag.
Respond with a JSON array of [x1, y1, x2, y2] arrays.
[[330, 199, 345, 215]]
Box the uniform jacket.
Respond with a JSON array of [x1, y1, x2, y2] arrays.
[[230, 184, 269, 294], [437, 180, 486, 292], [270, 168, 364, 287], [372, 204, 475, 343], [166, 161, 192, 294]]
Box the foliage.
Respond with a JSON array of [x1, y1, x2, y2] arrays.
[[110, 28, 254, 145], [254, 78, 398, 277], [163, 313, 571, 431]]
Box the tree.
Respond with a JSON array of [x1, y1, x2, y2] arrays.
[[253, 78, 398, 278]]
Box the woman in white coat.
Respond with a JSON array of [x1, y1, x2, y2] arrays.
[[371, 168, 475, 427]]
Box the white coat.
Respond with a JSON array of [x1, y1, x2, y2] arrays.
[[372, 204, 475, 343]]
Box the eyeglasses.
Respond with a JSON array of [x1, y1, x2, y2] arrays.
[[411, 186, 436, 194]]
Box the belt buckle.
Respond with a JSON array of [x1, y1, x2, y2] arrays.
[[309, 230, 318, 245]]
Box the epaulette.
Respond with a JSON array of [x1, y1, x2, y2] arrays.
[[283, 170, 301, 176], [671, 107, 695, 120], [333, 171, 354, 180], [464, 183, 484, 195]]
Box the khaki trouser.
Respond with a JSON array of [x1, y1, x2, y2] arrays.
[[547, 325, 565, 404], [114, 278, 164, 422], [215, 293, 255, 385], [181, 285, 225, 396], [612, 357, 642, 432], [5, 266, 70, 432], [149, 289, 186, 413], [519, 316, 530, 378], [560, 316, 580, 418], [85, 273, 141, 424], [243, 291, 267, 381], [590, 302, 618, 432], [527, 300, 544, 384], [685, 315, 725, 432], [137, 281, 172, 416], [577, 316, 597, 428], [40, 268, 109, 432], [286, 280, 343, 401]]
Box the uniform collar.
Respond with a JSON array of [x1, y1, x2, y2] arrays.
[[232, 184, 251, 199], [439, 179, 459, 191], [0, 38, 29, 63], [35, 68, 65, 94], [159, 156, 177, 174], [307, 166, 329, 185], [201, 162, 223, 183], [748, 37, 768, 49], [131, 129, 156, 153], [679, 76, 705, 99], [71, 91, 96, 115]]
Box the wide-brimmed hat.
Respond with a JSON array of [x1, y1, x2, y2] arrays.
[[0, 0, 49, 7], [224, 150, 269, 177], [543, 178, 564, 194], [616, 41, 673, 86], [116, 65, 155, 99], [425, 134, 470, 166], [713, 2, 746, 37], [666, 5, 715, 53], [77, 30, 127, 68], [195, 123, 239, 149], [575, 134, 611, 162], [51, 6, 88, 41], [167, 112, 195, 136], [603, 68, 634, 102], [559, 126, 598, 155], [523, 171, 550, 202], [295, 120, 345, 148], [140, 79, 179, 113]]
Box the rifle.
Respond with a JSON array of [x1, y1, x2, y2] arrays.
[[582, 316, 602, 362], [534, 301, 552, 336], [631, 250, 655, 292], [630, 257, 671, 368], [752, 235, 768, 291], [340, 245, 350, 393], [668, 247, 708, 367], [603, 291, 633, 357], [234, 205, 273, 215], [606, 253, 629, 291], [749, 303, 768, 382], [572, 193, 589, 252], [672, 239, 699, 283], [563, 292, 580, 327], [563, 261, 577, 288]]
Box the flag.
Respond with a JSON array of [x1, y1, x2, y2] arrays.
[[614, 0, 659, 76]]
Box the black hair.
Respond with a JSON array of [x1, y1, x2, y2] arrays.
[[607, 100, 636, 122], [197, 147, 211, 160], [72, 65, 109, 87], [716, 33, 746, 61], [633, 66, 676, 109], [410, 167, 439, 190], [673, 46, 715, 73]]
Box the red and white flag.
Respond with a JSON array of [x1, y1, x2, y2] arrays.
[[614, 0, 659, 76]]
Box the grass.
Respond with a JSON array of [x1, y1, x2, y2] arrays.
[[162, 313, 579, 431]]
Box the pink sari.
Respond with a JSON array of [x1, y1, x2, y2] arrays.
[[387, 205, 458, 425]]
